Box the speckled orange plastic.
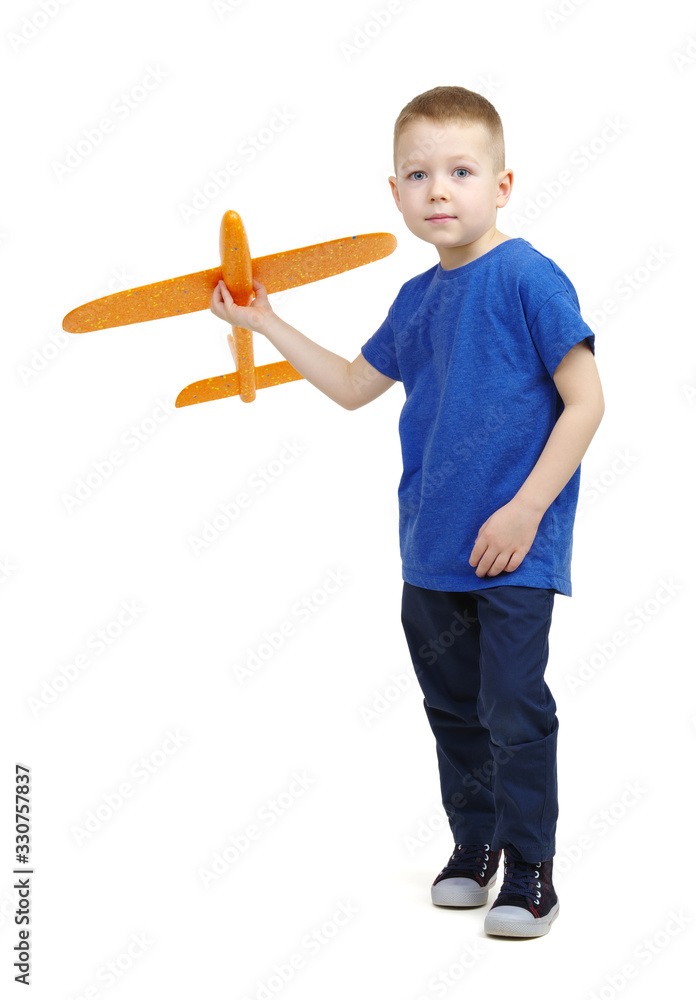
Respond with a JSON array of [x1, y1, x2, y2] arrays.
[[251, 231, 396, 293], [176, 360, 304, 407], [62, 266, 223, 332], [219, 210, 256, 402], [62, 209, 397, 406], [175, 221, 397, 406]]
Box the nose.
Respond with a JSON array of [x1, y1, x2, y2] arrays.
[[427, 176, 450, 201]]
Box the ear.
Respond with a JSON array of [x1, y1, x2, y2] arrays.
[[496, 168, 514, 209], [388, 176, 403, 213]]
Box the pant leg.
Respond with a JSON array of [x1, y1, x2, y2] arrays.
[[474, 585, 558, 863], [401, 582, 496, 844]]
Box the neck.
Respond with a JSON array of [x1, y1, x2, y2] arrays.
[[438, 228, 511, 270]]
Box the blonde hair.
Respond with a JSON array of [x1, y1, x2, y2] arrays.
[[393, 85, 505, 176]]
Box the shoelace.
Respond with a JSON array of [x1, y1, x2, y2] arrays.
[[440, 843, 491, 877], [499, 857, 542, 903]]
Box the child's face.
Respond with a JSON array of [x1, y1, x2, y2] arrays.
[[389, 118, 512, 266]]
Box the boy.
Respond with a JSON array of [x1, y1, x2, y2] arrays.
[[210, 85, 605, 938]]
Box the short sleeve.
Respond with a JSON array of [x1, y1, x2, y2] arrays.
[[361, 303, 402, 382], [528, 290, 596, 379]]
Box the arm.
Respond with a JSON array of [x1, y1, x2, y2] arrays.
[[211, 278, 395, 410], [469, 339, 605, 578]]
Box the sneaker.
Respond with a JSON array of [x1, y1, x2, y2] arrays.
[[431, 843, 501, 907], [484, 848, 559, 937]]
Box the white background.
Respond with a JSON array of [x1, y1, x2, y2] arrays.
[[3, 0, 695, 997]]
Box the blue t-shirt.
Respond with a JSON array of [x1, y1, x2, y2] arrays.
[[361, 237, 596, 597]]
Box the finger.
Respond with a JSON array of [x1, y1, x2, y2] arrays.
[[476, 556, 491, 577], [485, 553, 510, 577], [252, 278, 268, 300], [474, 548, 495, 577], [505, 550, 525, 572], [472, 549, 487, 575]]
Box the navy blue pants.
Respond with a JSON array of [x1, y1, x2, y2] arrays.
[[401, 582, 558, 863]]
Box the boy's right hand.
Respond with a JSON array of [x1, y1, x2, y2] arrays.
[[210, 277, 275, 336]]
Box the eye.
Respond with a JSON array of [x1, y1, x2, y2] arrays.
[[407, 170, 426, 180], [454, 168, 470, 178]]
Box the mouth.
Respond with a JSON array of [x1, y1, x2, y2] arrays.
[[427, 214, 456, 222]]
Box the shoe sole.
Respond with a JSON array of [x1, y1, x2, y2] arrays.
[[431, 874, 497, 908], [484, 901, 560, 938]]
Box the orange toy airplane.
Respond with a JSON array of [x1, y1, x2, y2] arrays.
[[62, 211, 397, 407]]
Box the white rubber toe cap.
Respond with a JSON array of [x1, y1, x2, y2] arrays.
[[432, 876, 494, 907], [484, 901, 559, 937]]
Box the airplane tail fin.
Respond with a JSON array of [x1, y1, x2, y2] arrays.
[[175, 361, 303, 407]]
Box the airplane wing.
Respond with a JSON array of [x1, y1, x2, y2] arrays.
[[62, 266, 223, 333], [251, 231, 396, 293], [62, 232, 396, 334], [175, 361, 304, 407]]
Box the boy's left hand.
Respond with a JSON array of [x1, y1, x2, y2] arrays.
[[469, 499, 542, 578]]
